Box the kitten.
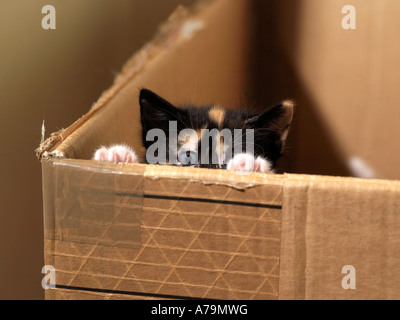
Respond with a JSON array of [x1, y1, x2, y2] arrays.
[[93, 89, 294, 173]]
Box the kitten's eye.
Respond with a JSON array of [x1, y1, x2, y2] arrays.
[[178, 150, 198, 166]]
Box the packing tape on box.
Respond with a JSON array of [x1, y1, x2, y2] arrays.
[[42, 159, 144, 248]]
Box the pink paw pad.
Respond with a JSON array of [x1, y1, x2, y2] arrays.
[[227, 153, 271, 173], [93, 145, 137, 163], [254, 157, 270, 173]]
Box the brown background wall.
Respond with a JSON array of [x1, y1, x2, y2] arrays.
[[2, 0, 399, 300], [0, 0, 188, 300]]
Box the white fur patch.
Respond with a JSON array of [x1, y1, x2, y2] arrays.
[[93, 144, 138, 163], [227, 153, 272, 173]]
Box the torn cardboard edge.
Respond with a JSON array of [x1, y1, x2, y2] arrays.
[[35, 0, 210, 161], [45, 157, 286, 195], [44, 157, 400, 191]]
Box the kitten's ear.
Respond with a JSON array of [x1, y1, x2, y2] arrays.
[[139, 89, 185, 132], [247, 100, 294, 144]]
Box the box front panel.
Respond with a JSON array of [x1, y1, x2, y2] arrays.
[[43, 160, 283, 300]]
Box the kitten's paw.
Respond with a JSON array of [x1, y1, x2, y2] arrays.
[[253, 156, 271, 173], [93, 145, 138, 163], [227, 153, 271, 173]]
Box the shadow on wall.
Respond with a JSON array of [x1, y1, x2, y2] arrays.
[[251, 0, 352, 176]]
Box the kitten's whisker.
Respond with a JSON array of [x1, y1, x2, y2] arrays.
[[231, 122, 247, 145]]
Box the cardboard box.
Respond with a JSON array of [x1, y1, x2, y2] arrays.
[[38, 0, 400, 299]]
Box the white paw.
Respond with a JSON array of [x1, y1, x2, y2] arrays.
[[93, 145, 138, 163], [226, 153, 271, 173]]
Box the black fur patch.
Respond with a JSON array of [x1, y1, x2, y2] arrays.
[[139, 89, 293, 169]]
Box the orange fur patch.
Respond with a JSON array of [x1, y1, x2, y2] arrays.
[[209, 106, 225, 128]]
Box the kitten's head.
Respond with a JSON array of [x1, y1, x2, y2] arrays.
[[139, 89, 293, 171]]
